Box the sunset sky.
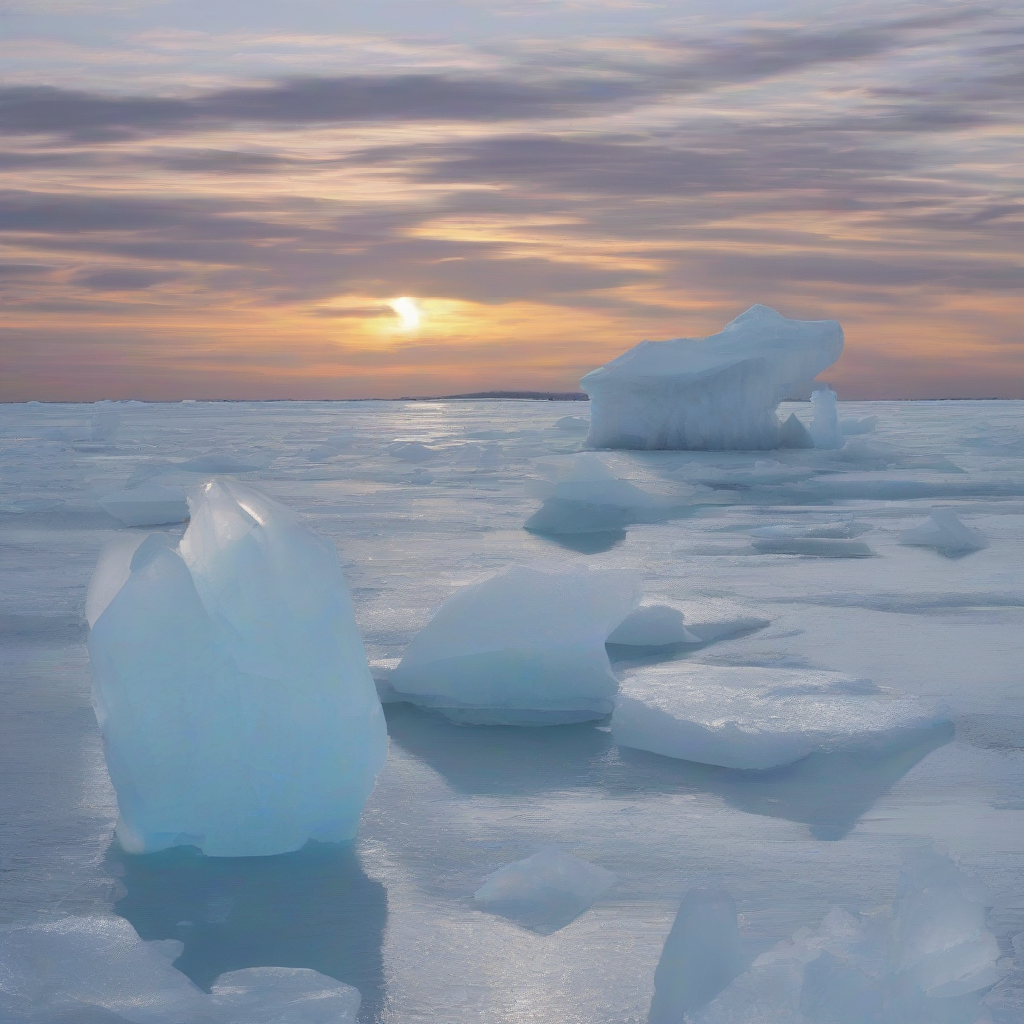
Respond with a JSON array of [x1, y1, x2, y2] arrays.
[[1, 0, 1021, 401]]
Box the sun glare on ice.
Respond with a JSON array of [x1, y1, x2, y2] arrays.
[[389, 297, 421, 330]]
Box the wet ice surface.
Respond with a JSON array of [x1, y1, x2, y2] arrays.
[[1, 399, 1022, 1022]]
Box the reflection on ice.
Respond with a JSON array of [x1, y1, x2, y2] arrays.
[[110, 842, 386, 1020], [385, 704, 951, 840]]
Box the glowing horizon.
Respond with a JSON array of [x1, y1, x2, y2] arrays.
[[0, 1, 1021, 402]]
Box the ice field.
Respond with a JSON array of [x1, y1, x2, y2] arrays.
[[1, 398, 1022, 1022]]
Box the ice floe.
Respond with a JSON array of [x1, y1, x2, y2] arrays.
[[473, 846, 615, 934], [87, 480, 387, 856], [389, 564, 642, 724], [900, 509, 988, 556], [611, 664, 948, 770], [607, 596, 769, 648], [581, 305, 843, 450]]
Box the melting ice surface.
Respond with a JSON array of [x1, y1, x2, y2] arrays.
[[87, 479, 388, 857], [1, 398, 1022, 1023], [581, 305, 843, 450], [473, 846, 615, 934]]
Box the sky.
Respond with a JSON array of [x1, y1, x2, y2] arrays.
[[0, 0, 1021, 401]]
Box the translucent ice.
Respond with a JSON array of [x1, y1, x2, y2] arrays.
[[389, 564, 642, 724], [98, 483, 189, 527], [899, 509, 987, 555], [474, 846, 615, 934], [91, 401, 121, 442], [0, 915, 361, 1023], [554, 415, 590, 432], [888, 845, 1001, 1000], [809, 387, 844, 449], [525, 454, 683, 535], [607, 599, 702, 647], [648, 889, 744, 1022], [750, 520, 873, 558], [88, 480, 387, 857], [611, 664, 948, 769], [581, 305, 843, 450]]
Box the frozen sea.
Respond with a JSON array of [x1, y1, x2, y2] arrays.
[[1, 398, 1022, 1022]]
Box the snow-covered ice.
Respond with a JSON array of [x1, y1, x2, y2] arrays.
[[581, 305, 843, 450], [900, 508, 988, 556], [612, 664, 950, 769], [87, 480, 387, 856], [473, 846, 615, 934], [389, 563, 642, 723]]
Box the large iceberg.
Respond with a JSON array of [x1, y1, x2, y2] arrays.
[[87, 480, 388, 857], [473, 846, 615, 934], [581, 305, 844, 450], [611, 663, 948, 770], [389, 564, 642, 724]]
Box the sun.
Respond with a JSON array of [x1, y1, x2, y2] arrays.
[[389, 296, 421, 331]]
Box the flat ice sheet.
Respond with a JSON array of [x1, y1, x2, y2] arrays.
[[1, 398, 1022, 1024], [611, 662, 950, 769]]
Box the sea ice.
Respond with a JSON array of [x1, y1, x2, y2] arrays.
[[525, 454, 683, 535], [607, 599, 702, 647], [87, 480, 387, 857], [809, 386, 843, 449], [749, 520, 874, 557], [0, 915, 361, 1023], [840, 414, 879, 435], [554, 415, 590, 431], [648, 888, 744, 1022], [899, 509, 988, 555], [91, 401, 121, 442], [388, 564, 642, 724], [611, 663, 948, 770], [387, 441, 437, 462], [690, 848, 1001, 1024], [581, 305, 843, 450], [98, 483, 189, 527], [473, 846, 615, 934]]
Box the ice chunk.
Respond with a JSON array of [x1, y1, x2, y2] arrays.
[[85, 533, 148, 628], [0, 916, 361, 1023], [98, 483, 189, 527], [91, 401, 120, 442], [888, 845, 1001, 999], [611, 663, 948, 769], [554, 415, 590, 432], [648, 888, 744, 1022], [749, 520, 873, 556], [899, 509, 987, 555], [88, 480, 387, 856], [660, 597, 770, 644], [779, 412, 814, 449], [841, 414, 879, 435], [387, 441, 436, 462], [389, 564, 643, 724], [473, 846, 615, 934], [525, 454, 683, 535], [607, 599, 701, 647], [581, 305, 843, 450], [809, 386, 844, 449]]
